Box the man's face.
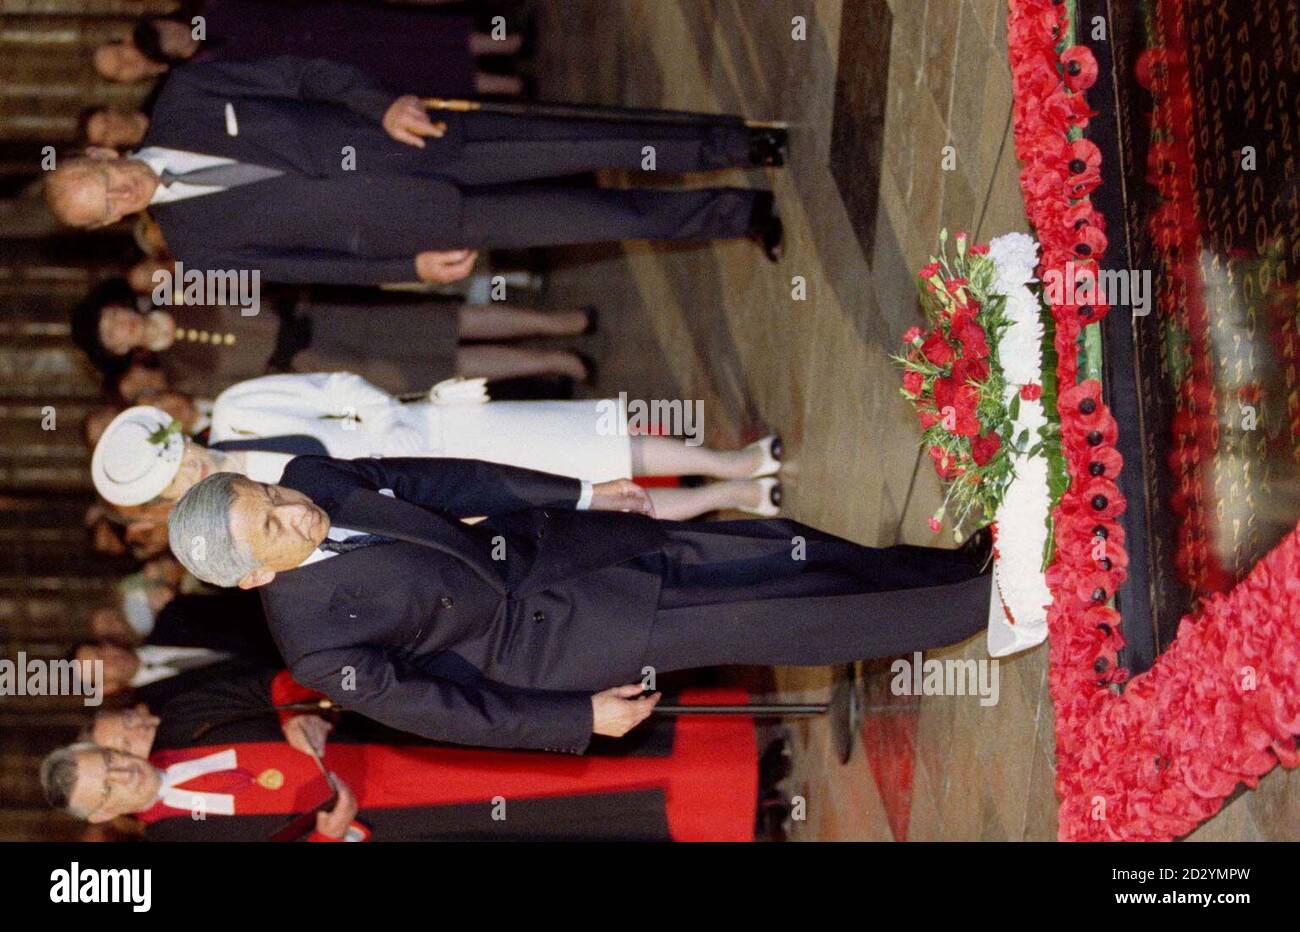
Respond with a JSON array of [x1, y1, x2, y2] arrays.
[[76, 643, 139, 696], [92, 706, 160, 759], [68, 747, 161, 823], [229, 480, 331, 577], [93, 42, 167, 83], [86, 108, 148, 149], [97, 304, 145, 356], [56, 158, 158, 228]]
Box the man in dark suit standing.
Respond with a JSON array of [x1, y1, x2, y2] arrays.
[[167, 456, 990, 754], [44, 55, 788, 284]]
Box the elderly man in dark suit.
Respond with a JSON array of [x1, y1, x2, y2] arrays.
[[45, 55, 787, 285], [166, 456, 991, 754]]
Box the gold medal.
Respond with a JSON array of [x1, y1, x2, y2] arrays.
[[257, 768, 284, 790]]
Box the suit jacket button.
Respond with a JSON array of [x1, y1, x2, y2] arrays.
[[532, 610, 545, 623], [536, 529, 545, 539], [440, 596, 454, 609]]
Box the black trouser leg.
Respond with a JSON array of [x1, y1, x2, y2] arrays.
[[642, 520, 991, 672], [434, 112, 752, 183], [457, 184, 760, 248]]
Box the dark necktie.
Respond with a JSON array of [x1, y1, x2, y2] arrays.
[[159, 161, 283, 189], [317, 533, 393, 555]]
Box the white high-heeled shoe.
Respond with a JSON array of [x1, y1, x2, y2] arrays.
[[736, 477, 782, 517], [744, 435, 784, 479]]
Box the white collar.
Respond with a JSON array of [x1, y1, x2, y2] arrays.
[[157, 747, 238, 815]]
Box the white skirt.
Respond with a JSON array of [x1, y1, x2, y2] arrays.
[[414, 400, 633, 483]]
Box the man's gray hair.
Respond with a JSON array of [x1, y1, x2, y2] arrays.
[[167, 471, 257, 587], [40, 742, 100, 818]]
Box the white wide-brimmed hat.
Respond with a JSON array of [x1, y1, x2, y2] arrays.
[[91, 405, 185, 506]]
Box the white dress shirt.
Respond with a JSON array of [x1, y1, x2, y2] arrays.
[[130, 645, 231, 687], [136, 146, 239, 204]]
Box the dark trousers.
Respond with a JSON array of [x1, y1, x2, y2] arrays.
[[432, 112, 761, 248], [642, 520, 991, 672]]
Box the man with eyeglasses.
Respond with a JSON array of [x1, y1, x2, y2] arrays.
[[40, 666, 759, 841]]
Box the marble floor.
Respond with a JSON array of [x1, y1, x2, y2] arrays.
[[532, 0, 1300, 841]]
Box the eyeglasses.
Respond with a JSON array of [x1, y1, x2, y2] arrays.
[[88, 747, 132, 817]]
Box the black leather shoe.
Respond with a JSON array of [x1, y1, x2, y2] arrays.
[[959, 526, 995, 571], [748, 127, 789, 168]]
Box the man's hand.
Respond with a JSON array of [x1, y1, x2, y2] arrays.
[[382, 95, 446, 147], [281, 714, 333, 758], [415, 249, 478, 284], [589, 479, 655, 517], [314, 773, 358, 839], [591, 683, 661, 737]]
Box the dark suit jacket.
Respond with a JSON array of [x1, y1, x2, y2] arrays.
[[141, 56, 467, 284], [262, 456, 668, 753], [147, 589, 282, 662]]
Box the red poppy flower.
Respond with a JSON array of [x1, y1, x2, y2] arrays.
[[1060, 46, 1099, 91]]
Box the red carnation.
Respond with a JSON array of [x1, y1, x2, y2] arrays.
[[950, 314, 990, 359], [903, 369, 924, 396], [921, 331, 956, 366], [1020, 383, 1042, 401], [971, 430, 1003, 466]]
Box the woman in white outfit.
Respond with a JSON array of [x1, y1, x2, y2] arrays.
[[209, 372, 782, 520], [94, 375, 783, 520]]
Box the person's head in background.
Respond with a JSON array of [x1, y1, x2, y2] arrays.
[[128, 257, 173, 294], [69, 278, 151, 377], [92, 40, 168, 83], [133, 214, 170, 259], [87, 705, 159, 759], [132, 16, 202, 65], [77, 106, 150, 150], [41, 743, 161, 823], [113, 363, 169, 404], [83, 404, 125, 449], [89, 606, 140, 646], [70, 640, 141, 698], [84, 506, 129, 558], [43, 151, 160, 229]]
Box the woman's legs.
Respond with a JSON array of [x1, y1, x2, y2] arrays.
[[630, 434, 768, 479], [646, 481, 773, 521]]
